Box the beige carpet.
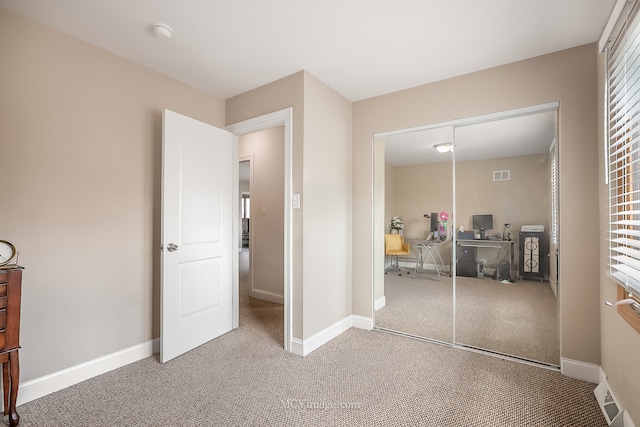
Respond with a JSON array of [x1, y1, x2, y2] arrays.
[[13, 293, 605, 426], [375, 273, 560, 366]]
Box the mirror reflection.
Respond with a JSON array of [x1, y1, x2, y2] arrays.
[[375, 107, 560, 367], [377, 126, 454, 343]]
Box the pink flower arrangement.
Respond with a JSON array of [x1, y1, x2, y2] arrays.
[[439, 211, 449, 235]]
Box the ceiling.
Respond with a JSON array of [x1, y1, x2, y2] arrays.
[[0, 0, 616, 103], [1, 1, 615, 166], [384, 109, 558, 166]]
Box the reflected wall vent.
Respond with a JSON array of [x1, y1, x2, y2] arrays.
[[493, 170, 510, 181]]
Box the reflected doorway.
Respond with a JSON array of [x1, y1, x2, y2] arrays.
[[239, 159, 251, 297]]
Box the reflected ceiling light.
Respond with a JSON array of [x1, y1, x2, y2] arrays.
[[434, 143, 453, 153], [152, 23, 174, 39]]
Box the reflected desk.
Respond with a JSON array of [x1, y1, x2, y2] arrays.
[[456, 239, 515, 281], [403, 238, 451, 280]]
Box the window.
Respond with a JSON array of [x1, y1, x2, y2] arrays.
[[605, 0, 640, 333], [241, 194, 250, 219]]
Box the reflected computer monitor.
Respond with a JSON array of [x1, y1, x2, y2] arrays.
[[430, 212, 439, 232], [472, 214, 493, 232]]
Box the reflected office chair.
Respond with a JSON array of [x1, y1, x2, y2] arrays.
[[384, 234, 411, 275]]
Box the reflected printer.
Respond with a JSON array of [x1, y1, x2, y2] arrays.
[[521, 225, 544, 232]]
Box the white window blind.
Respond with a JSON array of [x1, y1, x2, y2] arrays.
[[607, 0, 640, 295]]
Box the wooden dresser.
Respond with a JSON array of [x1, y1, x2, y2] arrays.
[[0, 267, 22, 426]]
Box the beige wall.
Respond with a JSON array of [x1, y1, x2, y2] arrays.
[[227, 71, 352, 341], [384, 164, 396, 231], [302, 73, 353, 337], [456, 154, 550, 239], [353, 44, 601, 367], [373, 140, 387, 304], [0, 9, 226, 381], [239, 127, 285, 301], [598, 52, 640, 419], [389, 161, 453, 238]]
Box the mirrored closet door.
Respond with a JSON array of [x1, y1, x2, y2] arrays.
[[374, 126, 454, 344], [453, 111, 560, 366], [374, 104, 560, 367]]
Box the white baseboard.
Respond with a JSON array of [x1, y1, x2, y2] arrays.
[[290, 338, 304, 356], [300, 316, 352, 356], [557, 359, 637, 426], [17, 338, 159, 407], [290, 314, 374, 357], [351, 314, 373, 330], [397, 260, 450, 274], [398, 260, 419, 270], [560, 357, 600, 383], [250, 289, 284, 304], [374, 296, 386, 311]]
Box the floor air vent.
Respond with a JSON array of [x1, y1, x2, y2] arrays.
[[594, 380, 625, 426]]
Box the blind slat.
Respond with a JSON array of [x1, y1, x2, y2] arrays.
[[612, 237, 640, 250]]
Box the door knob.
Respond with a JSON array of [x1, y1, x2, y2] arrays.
[[167, 243, 179, 252]]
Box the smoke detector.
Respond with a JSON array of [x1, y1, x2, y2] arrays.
[[152, 23, 173, 39]]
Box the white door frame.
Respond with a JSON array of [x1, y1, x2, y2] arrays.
[[226, 107, 293, 352], [372, 102, 560, 360]]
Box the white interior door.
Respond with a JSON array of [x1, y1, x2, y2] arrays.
[[161, 109, 234, 363]]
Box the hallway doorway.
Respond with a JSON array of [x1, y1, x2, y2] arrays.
[[227, 108, 293, 352]]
